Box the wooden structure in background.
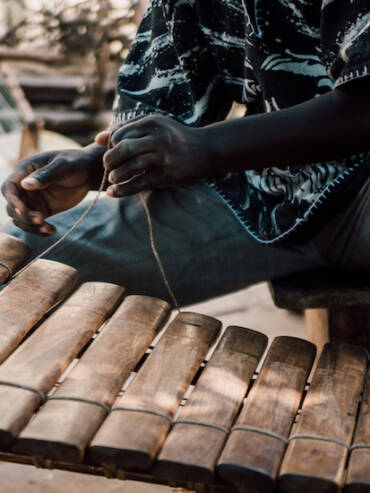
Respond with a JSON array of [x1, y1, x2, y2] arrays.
[[0, 62, 42, 162]]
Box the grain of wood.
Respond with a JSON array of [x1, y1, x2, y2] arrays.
[[15, 295, 171, 462], [0, 282, 125, 450], [154, 326, 268, 484], [217, 336, 315, 493], [0, 259, 77, 363], [0, 233, 31, 284], [88, 312, 221, 470], [344, 368, 370, 493], [279, 343, 368, 493]]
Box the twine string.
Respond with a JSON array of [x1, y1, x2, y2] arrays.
[[139, 191, 180, 312], [0, 380, 46, 402], [12, 167, 109, 280], [6, 134, 180, 311], [0, 261, 12, 280], [47, 395, 110, 413], [175, 419, 229, 435]]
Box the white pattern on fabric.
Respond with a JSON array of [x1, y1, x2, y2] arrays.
[[114, 0, 370, 243]]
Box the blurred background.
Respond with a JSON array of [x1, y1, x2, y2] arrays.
[[0, 0, 148, 221]]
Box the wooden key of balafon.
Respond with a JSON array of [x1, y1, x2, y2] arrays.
[[217, 336, 316, 493], [154, 326, 268, 484], [0, 281, 125, 449], [15, 295, 171, 463], [279, 343, 368, 493], [344, 366, 370, 493], [0, 233, 30, 284], [0, 259, 77, 363], [87, 312, 221, 470]]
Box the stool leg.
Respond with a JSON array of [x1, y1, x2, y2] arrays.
[[305, 308, 330, 355], [305, 306, 370, 353]]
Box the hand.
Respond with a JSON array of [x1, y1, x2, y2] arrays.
[[95, 114, 212, 197], [1, 145, 105, 235]]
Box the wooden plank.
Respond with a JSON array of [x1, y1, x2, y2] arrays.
[[154, 326, 268, 484], [0, 47, 64, 64], [0, 232, 31, 284], [18, 75, 87, 104], [0, 259, 77, 363], [217, 336, 316, 493], [88, 312, 221, 470], [344, 368, 370, 493], [14, 295, 171, 462], [0, 282, 125, 450], [279, 343, 368, 493], [35, 110, 102, 133]]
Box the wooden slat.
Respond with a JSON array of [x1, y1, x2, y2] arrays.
[[0, 282, 125, 450], [0, 233, 31, 284], [154, 326, 268, 484], [14, 295, 171, 462], [0, 259, 77, 363], [279, 343, 368, 493], [88, 312, 221, 470], [344, 368, 370, 493], [217, 337, 316, 493]]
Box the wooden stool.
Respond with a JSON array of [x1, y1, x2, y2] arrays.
[[269, 269, 370, 354]]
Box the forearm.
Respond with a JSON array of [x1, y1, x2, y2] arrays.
[[204, 82, 370, 174]]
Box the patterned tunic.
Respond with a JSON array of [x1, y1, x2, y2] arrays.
[[113, 0, 370, 244]]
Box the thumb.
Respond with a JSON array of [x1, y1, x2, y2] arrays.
[[21, 173, 48, 191], [95, 130, 111, 146], [20, 159, 65, 190]]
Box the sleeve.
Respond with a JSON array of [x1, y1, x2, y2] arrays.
[[112, 0, 233, 127], [320, 0, 370, 88]]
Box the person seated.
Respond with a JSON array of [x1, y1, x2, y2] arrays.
[[1, 0, 369, 306]]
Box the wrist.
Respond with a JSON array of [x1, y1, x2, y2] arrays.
[[82, 143, 107, 160], [200, 124, 234, 176]]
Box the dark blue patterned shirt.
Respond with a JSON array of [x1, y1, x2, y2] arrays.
[[113, 0, 370, 243]]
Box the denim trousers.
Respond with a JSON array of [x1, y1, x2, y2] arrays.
[[2, 180, 369, 307]]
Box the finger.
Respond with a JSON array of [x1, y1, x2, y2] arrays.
[[7, 203, 42, 229], [20, 156, 69, 191], [10, 212, 55, 236], [108, 153, 156, 184], [10, 212, 43, 234], [104, 137, 155, 171], [38, 222, 56, 235], [95, 116, 150, 146], [109, 116, 161, 147], [6, 204, 26, 222], [107, 171, 159, 198], [2, 181, 29, 217], [4, 183, 46, 225], [95, 130, 110, 146]]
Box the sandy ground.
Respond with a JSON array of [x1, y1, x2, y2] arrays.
[[0, 132, 307, 492]]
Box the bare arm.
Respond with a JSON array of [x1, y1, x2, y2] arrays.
[[96, 80, 370, 197], [205, 79, 370, 174]]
